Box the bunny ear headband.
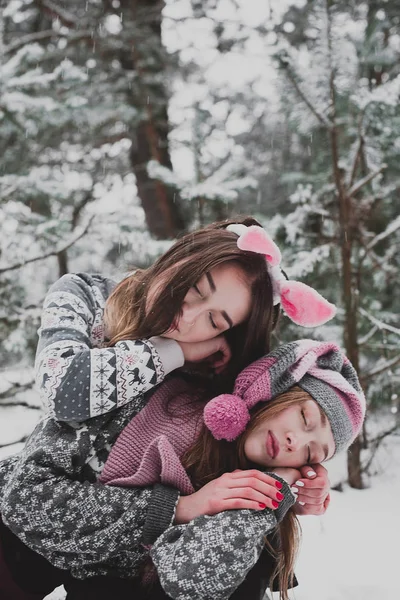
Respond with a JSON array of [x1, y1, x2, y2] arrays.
[[227, 224, 336, 328]]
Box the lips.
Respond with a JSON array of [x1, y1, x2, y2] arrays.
[[266, 431, 280, 459]]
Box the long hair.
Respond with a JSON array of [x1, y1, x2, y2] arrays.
[[181, 387, 309, 600], [104, 216, 280, 381]]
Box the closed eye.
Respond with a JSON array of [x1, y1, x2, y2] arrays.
[[193, 284, 203, 298], [301, 409, 307, 427], [209, 312, 218, 329]]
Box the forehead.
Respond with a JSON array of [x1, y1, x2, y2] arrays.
[[207, 264, 252, 321]]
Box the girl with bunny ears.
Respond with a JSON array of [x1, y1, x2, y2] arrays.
[[0, 219, 337, 600]]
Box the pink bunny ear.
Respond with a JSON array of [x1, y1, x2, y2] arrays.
[[280, 281, 336, 327], [237, 226, 281, 267]]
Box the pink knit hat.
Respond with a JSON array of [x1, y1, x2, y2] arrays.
[[203, 339, 366, 454]]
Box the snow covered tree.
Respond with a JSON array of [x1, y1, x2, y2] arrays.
[[270, 0, 400, 488]]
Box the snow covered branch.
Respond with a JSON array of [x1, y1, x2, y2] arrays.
[[347, 164, 387, 198], [278, 56, 333, 131], [0, 216, 94, 274], [366, 215, 400, 251], [359, 308, 400, 338]]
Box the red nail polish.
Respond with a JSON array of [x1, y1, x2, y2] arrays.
[[259, 503, 266, 509], [272, 500, 279, 508], [275, 481, 283, 489], [276, 492, 284, 501]]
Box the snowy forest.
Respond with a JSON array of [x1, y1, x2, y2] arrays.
[[0, 0, 399, 598]]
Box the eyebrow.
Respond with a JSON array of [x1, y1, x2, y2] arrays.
[[206, 272, 233, 329], [205, 272, 216, 293]]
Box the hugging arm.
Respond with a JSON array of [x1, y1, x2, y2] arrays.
[[35, 273, 184, 421], [151, 476, 295, 600], [0, 417, 179, 579]]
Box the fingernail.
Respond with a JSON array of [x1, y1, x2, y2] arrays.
[[272, 500, 279, 508], [295, 480, 305, 487], [291, 486, 299, 494], [274, 481, 283, 489], [307, 470, 316, 478], [276, 492, 284, 501], [259, 503, 266, 509], [298, 501, 306, 506]]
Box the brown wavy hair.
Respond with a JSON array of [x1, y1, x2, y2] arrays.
[[181, 386, 309, 599], [104, 216, 280, 381]]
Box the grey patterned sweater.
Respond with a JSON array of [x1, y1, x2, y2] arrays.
[[151, 496, 294, 600], [34, 272, 184, 422], [0, 272, 185, 578]]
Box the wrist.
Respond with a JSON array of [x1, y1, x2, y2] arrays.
[[174, 495, 192, 525]]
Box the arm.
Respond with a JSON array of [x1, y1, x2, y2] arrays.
[[0, 416, 180, 579], [150, 476, 295, 600], [35, 273, 184, 421]]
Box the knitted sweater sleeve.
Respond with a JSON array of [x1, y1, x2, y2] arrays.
[[0, 417, 180, 580], [150, 476, 295, 600], [35, 273, 184, 421]]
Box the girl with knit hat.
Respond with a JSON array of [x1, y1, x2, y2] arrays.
[[94, 338, 365, 600], [0, 221, 337, 599]]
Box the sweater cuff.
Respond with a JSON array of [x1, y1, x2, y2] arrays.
[[149, 337, 185, 375], [266, 473, 296, 523], [142, 484, 180, 545]]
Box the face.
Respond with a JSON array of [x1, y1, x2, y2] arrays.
[[244, 399, 335, 469], [161, 263, 252, 343]]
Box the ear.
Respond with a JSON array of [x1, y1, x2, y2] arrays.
[[237, 226, 281, 267], [280, 281, 337, 327]]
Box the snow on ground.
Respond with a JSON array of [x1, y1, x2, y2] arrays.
[[0, 391, 398, 600]]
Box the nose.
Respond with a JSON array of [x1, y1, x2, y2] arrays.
[[181, 303, 202, 325], [286, 431, 299, 452]]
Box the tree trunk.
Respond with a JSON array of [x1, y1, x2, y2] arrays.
[[121, 0, 185, 239]]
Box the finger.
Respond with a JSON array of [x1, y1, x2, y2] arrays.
[[295, 493, 328, 506], [228, 470, 284, 489], [293, 476, 330, 491], [225, 478, 284, 503], [299, 465, 318, 479], [219, 498, 280, 513], [226, 487, 283, 510]]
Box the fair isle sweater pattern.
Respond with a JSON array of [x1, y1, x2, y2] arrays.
[[35, 272, 165, 421]]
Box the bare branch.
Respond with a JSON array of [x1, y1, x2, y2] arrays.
[[34, 0, 81, 28], [361, 354, 400, 383], [0, 382, 34, 400], [347, 164, 387, 198], [0, 401, 40, 410], [0, 436, 29, 449], [0, 216, 94, 274], [362, 424, 399, 473], [358, 325, 378, 346], [4, 29, 94, 54]]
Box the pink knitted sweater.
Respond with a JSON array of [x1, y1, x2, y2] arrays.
[[99, 377, 205, 495]]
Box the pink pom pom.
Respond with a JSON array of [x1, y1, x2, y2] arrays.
[[237, 226, 281, 267], [203, 394, 250, 441], [280, 281, 337, 327]]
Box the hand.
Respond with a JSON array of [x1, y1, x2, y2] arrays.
[[290, 463, 331, 516], [178, 336, 232, 373], [269, 467, 301, 487], [174, 469, 285, 525]]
